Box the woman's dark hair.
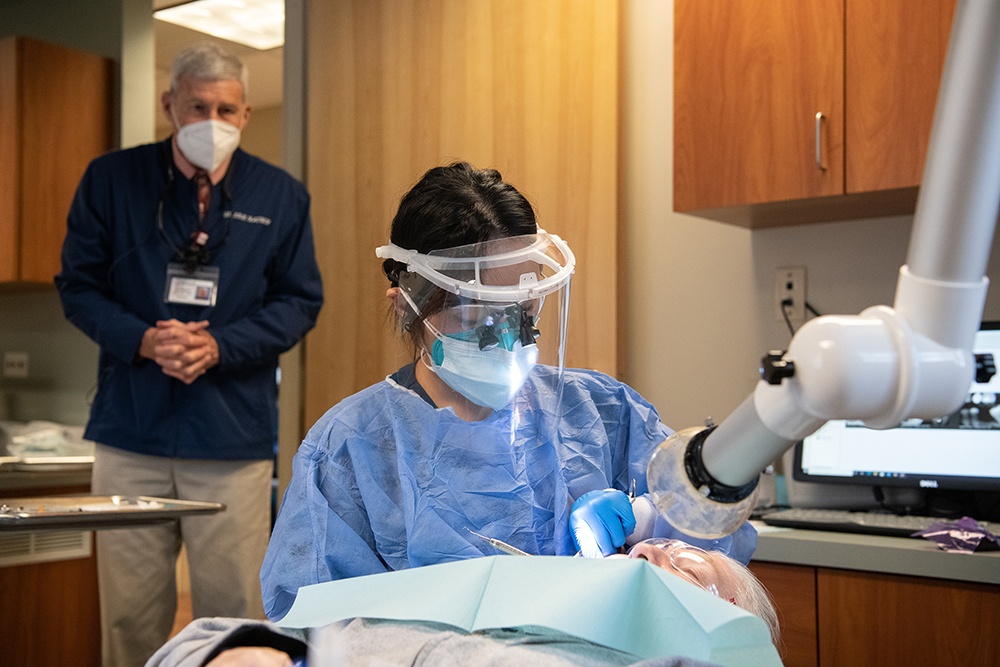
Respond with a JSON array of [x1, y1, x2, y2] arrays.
[[383, 162, 538, 349], [382, 162, 537, 286]]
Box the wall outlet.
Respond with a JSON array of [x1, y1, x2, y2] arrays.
[[2, 351, 29, 378], [775, 267, 806, 321]]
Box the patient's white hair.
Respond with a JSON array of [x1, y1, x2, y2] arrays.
[[713, 551, 781, 647]]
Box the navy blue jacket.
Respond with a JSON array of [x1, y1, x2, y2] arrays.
[[56, 139, 323, 460]]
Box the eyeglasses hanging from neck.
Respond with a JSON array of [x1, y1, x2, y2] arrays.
[[157, 144, 234, 273]]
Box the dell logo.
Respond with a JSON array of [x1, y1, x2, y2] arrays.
[[919, 479, 939, 488]]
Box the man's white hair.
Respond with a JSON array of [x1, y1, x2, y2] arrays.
[[170, 42, 249, 100]]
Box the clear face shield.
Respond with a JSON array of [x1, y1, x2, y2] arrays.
[[377, 231, 575, 411], [376, 230, 578, 555]]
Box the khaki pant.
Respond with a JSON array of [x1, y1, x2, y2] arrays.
[[92, 444, 272, 667]]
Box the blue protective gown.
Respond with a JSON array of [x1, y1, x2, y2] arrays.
[[56, 139, 323, 460], [261, 363, 758, 621]]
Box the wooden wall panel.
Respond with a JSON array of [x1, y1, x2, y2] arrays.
[[304, 0, 620, 424]]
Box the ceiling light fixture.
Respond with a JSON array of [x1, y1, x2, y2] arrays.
[[154, 0, 284, 51]]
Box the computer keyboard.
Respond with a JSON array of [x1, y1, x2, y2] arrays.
[[760, 507, 1000, 539]]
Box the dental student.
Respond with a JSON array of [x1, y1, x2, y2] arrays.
[[260, 162, 755, 622]]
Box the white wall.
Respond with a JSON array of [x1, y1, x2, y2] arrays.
[[621, 0, 1000, 452], [622, 0, 759, 431], [0, 290, 97, 424]]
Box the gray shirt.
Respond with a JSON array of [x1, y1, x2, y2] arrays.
[[147, 617, 720, 667]]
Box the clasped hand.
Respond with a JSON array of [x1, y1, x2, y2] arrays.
[[141, 319, 219, 384]]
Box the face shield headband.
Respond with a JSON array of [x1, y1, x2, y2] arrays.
[[375, 230, 575, 304]]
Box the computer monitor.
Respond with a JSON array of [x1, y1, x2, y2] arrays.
[[793, 321, 1000, 497]]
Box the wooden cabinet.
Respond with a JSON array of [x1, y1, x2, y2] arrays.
[[749, 561, 1000, 667], [674, 0, 956, 228], [0, 36, 113, 283], [0, 483, 100, 667]]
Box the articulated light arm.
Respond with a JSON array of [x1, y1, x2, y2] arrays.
[[648, 0, 1000, 538]]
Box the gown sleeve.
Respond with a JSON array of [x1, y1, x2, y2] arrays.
[[260, 430, 390, 621]]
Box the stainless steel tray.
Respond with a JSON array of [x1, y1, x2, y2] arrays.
[[0, 495, 225, 531]]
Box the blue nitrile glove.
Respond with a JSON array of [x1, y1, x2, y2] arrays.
[[570, 489, 637, 558]]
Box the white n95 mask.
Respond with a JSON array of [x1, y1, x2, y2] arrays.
[[176, 119, 241, 173], [427, 326, 539, 410]]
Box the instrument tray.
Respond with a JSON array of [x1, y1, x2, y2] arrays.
[[0, 495, 225, 532]]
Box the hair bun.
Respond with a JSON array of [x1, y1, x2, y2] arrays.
[[382, 258, 407, 286]]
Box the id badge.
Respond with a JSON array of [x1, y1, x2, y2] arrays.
[[164, 263, 220, 306]]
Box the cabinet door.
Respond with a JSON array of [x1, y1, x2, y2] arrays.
[[0, 39, 19, 282], [0, 485, 100, 667], [749, 561, 818, 667], [674, 0, 844, 211], [18, 38, 112, 283], [0, 37, 112, 284], [846, 0, 957, 193], [817, 568, 1000, 666]]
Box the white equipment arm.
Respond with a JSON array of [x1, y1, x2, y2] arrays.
[[647, 0, 1000, 538]]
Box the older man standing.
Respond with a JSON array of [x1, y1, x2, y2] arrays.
[[56, 42, 323, 666]]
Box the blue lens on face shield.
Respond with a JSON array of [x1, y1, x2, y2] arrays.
[[436, 303, 539, 352], [429, 327, 516, 362], [475, 317, 520, 352]]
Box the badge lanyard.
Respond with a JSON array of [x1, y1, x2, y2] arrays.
[[157, 160, 232, 307]]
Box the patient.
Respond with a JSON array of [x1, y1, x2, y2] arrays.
[[147, 539, 779, 667], [612, 538, 779, 646]]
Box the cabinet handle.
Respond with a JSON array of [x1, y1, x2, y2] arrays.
[[815, 112, 827, 172]]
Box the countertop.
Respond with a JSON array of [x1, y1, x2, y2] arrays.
[[0, 456, 92, 492], [750, 520, 1000, 586]]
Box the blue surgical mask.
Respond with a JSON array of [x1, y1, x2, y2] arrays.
[[425, 324, 539, 410]]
